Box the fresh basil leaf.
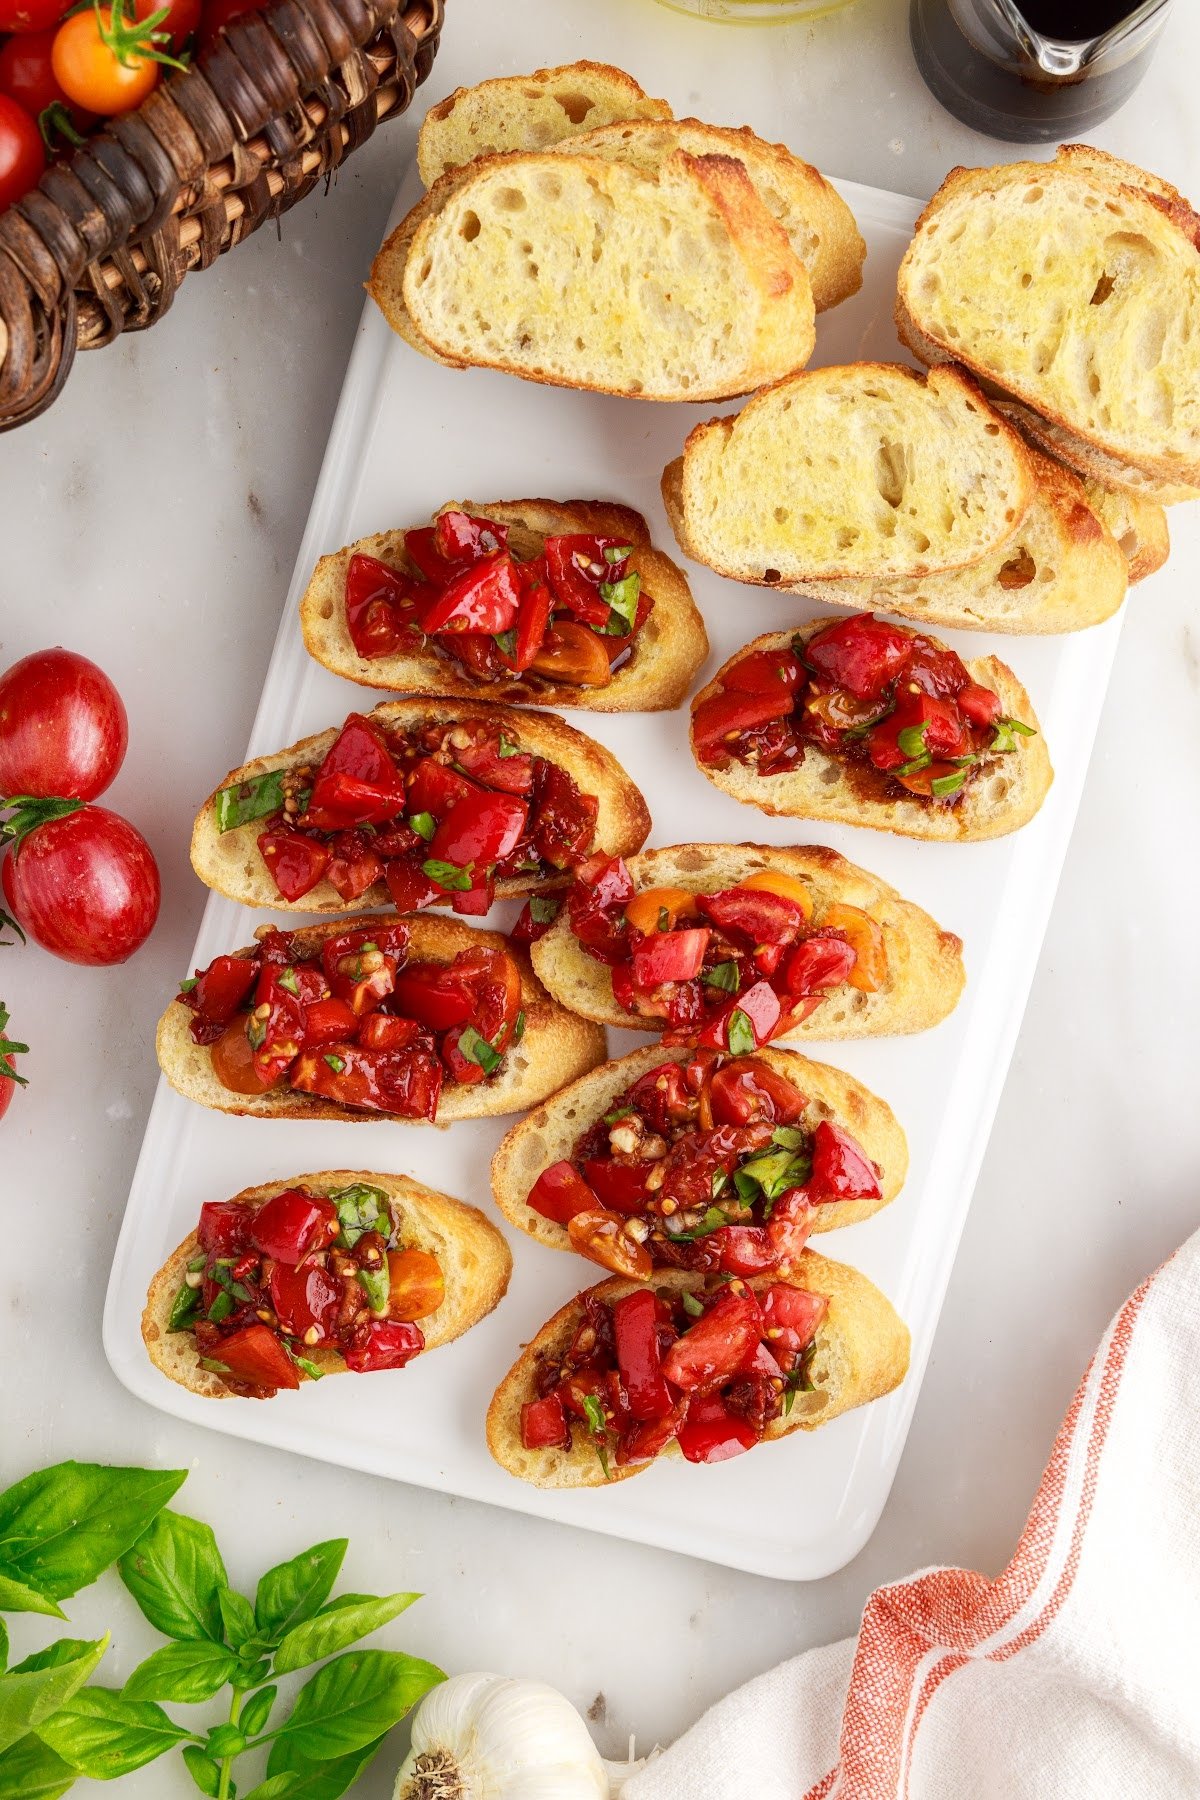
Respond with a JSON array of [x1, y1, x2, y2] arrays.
[[178, 976, 198, 993], [732, 1168, 760, 1204], [0, 1636, 108, 1756], [355, 1265, 390, 1316], [0, 1573, 63, 1620], [710, 1169, 728, 1200], [272, 1594, 420, 1677], [10, 1642, 97, 1677], [182, 1744, 222, 1797], [493, 629, 518, 659], [990, 715, 1036, 755], [168, 1282, 201, 1333], [930, 768, 969, 797], [581, 1395, 606, 1437], [323, 1053, 345, 1075], [681, 1291, 704, 1318], [294, 1358, 324, 1383], [206, 1291, 234, 1324], [238, 1684, 277, 1740], [254, 1542, 347, 1643], [407, 812, 435, 842], [603, 1105, 634, 1126], [0, 1464, 185, 1604], [266, 1650, 442, 1764], [497, 734, 523, 758], [215, 771, 287, 834], [122, 1640, 237, 1704], [0, 1622, 6, 1669], [667, 1206, 730, 1243], [118, 1511, 228, 1644], [0, 1733, 76, 1800], [37, 1687, 192, 1779], [456, 1026, 501, 1075], [892, 749, 933, 777], [277, 968, 300, 997], [599, 571, 640, 634], [738, 1147, 808, 1202], [218, 1588, 257, 1651], [895, 720, 929, 759], [512, 1008, 526, 1044], [204, 1722, 246, 1760], [255, 1736, 386, 1800], [240, 1777, 298, 1800], [603, 544, 634, 564], [421, 858, 473, 893], [726, 1009, 755, 1056], [702, 960, 739, 993]]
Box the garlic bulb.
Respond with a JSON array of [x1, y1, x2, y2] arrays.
[[395, 1670, 645, 1800]]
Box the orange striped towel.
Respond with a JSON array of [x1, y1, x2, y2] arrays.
[[625, 1238, 1199, 1799]]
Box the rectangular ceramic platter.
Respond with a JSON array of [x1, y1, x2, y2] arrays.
[[104, 169, 1124, 1579]]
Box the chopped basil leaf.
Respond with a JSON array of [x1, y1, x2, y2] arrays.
[[512, 1009, 526, 1044], [498, 733, 523, 758], [324, 1052, 346, 1074], [423, 858, 474, 892], [214, 769, 289, 833], [681, 1291, 705, 1318], [738, 1147, 811, 1204], [772, 1125, 807, 1150], [356, 1262, 390, 1316], [603, 1104, 634, 1126], [178, 977, 198, 994], [703, 960, 739, 993], [198, 1357, 231, 1375], [733, 1168, 760, 1205], [458, 1026, 502, 1075], [294, 1356, 324, 1382], [494, 629, 518, 659], [278, 967, 300, 997], [599, 571, 641, 635], [409, 811, 436, 842], [207, 1290, 235, 1324], [603, 544, 634, 564], [167, 1283, 201, 1332], [332, 1183, 391, 1249], [529, 896, 560, 924], [931, 768, 969, 797], [892, 750, 933, 778], [667, 1205, 731, 1242], [187, 1254, 207, 1273], [711, 1169, 729, 1200], [991, 716, 1037, 755], [726, 1008, 756, 1056], [896, 720, 930, 759], [581, 1395, 611, 1479]]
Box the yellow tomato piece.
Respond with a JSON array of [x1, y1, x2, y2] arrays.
[[624, 886, 699, 935], [738, 870, 815, 923], [820, 903, 887, 993], [386, 1248, 445, 1322]]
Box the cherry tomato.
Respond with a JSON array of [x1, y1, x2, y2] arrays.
[[0, 31, 95, 132], [0, 0, 69, 32], [210, 1020, 277, 1095], [139, 0, 199, 47], [0, 1001, 27, 1123], [0, 649, 127, 802], [52, 5, 163, 115], [0, 93, 44, 210], [386, 1248, 444, 1322], [196, 0, 267, 45], [2, 803, 160, 965]]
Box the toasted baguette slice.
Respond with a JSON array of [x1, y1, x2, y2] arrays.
[[896, 147, 1200, 492], [665, 364, 1034, 585], [1080, 478, 1169, 584], [989, 392, 1197, 509], [692, 626, 1052, 843], [553, 118, 864, 313], [665, 435, 1126, 634], [416, 62, 673, 185], [530, 843, 964, 1042], [491, 1044, 908, 1259], [190, 697, 651, 914], [299, 499, 708, 713], [486, 1253, 910, 1488], [373, 149, 816, 402], [143, 1171, 512, 1399], [156, 915, 607, 1124]]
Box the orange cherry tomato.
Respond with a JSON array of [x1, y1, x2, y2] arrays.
[[386, 1248, 445, 1322], [624, 885, 699, 936], [527, 620, 613, 688], [737, 870, 815, 923], [567, 1209, 653, 1280], [820, 902, 887, 993], [210, 1019, 278, 1096], [52, 3, 164, 115]]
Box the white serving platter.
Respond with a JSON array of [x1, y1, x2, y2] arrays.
[[104, 168, 1124, 1580]]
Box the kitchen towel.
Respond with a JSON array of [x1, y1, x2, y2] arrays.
[[624, 1227, 1200, 1800]]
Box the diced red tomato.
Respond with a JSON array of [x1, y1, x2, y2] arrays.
[[357, 1014, 424, 1051], [761, 1283, 827, 1369], [803, 615, 913, 701], [530, 761, 598, 870], [429, 789, 528, 870], [782, 935, 858, 997], [567, 1209, 652, 1280], [406, 757, 476, 820], [697, 886, 806, 948], [180, 955, 258, 1035], [511, 898, 558, 943], [696, 981, 781, 1051], [342, 1319, 425, 1373], [617, 1397, 688, 1466], [722, 648, 804, 699], [257, 829, 331, 901], [268, 1261, 341, 1340], [521, 1393, 571, 1450], [384, 861, 442, 914], [304, 770, 407, 832], [450, 732, 535, 796], [612, 1289, 675, 1422], [708, 1057, 806, 1126], [661, 1290, 765, 1393], [809, 1120, 882, 1202], [527, 1160, 598, 1226], [709, 1225, 778, 1275], [434, 509, 508, 564], [625, 1061, 694, 1135], [631, 928, 710, 989], [958, 681, 1002, 729], [511, 561, 552, 671], [301, 997, 358, 1049], [765, 1189, 817, 1265], [326, 831, 384, 903], [692, 688, 795, 760], [390, 965, 474, 1030], [250, 1190, 338, 1265], [421, 555, 522, 637], [197, 1201, 253, 1257], [677, 1392, 760, 1463], [344, 554, 424, 660], [248, 966, 307, 1084], [404, 526, 460, 584], [580, 1157, 654, 1214], [545, 534, 628, 626], [212, 1324, 300, 1392], [289, 1044, 442, 1120], [319, 714, 397, 787]]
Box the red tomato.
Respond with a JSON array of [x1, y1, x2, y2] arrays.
[[268, 1261, 340, 1340], [631, 927, 710, 989], [521, 1393, 570, 1451], [809, 1119, 882, 1202], [0, 30, 95, 131], [0, 93, 43, 213], [196, 0, 268, 48], [722, 648, 804, 699], [612, 1289, 675, 1422], [676, 1392, 759, 1463], [803, 614, 914, 700], [250, 1190, 338, 1265], [0, 1001, 27, 1123], [197, 1200, 252, 1256], [2, 803, 159, 965], [527, 1159, 597, 1226], [138, 0, 199, 49], [661, 1291, 764, 1393], [0, 648, 127, 801], [692, 687, 793, 760], [0, 0, 69, 31], [342, 1318, 424, 1373], [213, 1323, 299, 1392], [428, 789, 528, 870]]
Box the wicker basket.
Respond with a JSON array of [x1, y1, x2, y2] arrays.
[[0, 0, 442, 429]]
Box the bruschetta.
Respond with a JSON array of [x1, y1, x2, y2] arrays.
[[491, 1044, 908, 1281], [143, 1171, 511, 1399], [157, 914, 606, 1125], [486, 1253, 910, 1486], [526, 842, 964, 1050], [298, 500, 708, 713], [691, 615, 1053, 842], [190, 699, 650, 916]]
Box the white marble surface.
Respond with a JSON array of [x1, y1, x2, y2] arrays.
[[2, 0, 1199, 1790]]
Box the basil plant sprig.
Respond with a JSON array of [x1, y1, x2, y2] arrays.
[[0, 1461, 444, 1800]]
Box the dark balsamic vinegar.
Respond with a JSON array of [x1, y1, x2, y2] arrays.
[[1020, 1, 1144, 36]]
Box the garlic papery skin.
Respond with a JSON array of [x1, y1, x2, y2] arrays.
[[395, 1671, 619, 1800]]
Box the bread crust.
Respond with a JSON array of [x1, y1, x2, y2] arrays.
[[157, 913, 607, 1125], [896, 147, 1200, 491], [485, 1251, 910, 1488], [375, 147, 816, 403], [490, 1043, 909, 1258], [690, 624, 1053, 843], [143, 1170, 512, 1399], [190, 695, 651, 914], [297, 498, 708, 712], [529, 842, 965, 1042]]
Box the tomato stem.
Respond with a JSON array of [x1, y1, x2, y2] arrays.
[[96, 0, 187, 71], [0, 1004, 29, 1085], [37, 102, 87, 153], [0, 795, 85, 855]]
